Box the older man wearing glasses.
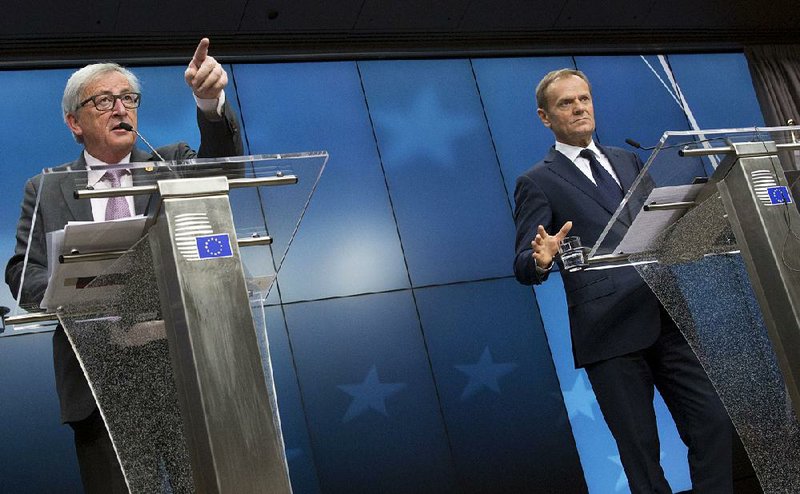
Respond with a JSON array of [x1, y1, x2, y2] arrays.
[[5, 38, 243, 493]]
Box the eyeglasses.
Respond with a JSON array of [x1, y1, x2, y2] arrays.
[[79, 92, 141, 112]]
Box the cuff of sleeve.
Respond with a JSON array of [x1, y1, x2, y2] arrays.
[[194, 90, 226, 119], [535, 260, 553, 275]]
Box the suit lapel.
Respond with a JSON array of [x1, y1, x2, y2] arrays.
[[598, 144, 639, 193], [131, 148, 154, 163], [131, 148, 157, 214], [60, 154, 92, 221], [65, 148, 160, 218], [544, 147, 618, 215], [598, 144, 641, 227]]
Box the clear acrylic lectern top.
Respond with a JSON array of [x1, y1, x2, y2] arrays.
[[7, 151, 328, 332], [590, 125, 800, 260]]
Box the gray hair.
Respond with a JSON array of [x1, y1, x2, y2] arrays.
[[62, 62, 140, 127], [535, 68, 591, 111]]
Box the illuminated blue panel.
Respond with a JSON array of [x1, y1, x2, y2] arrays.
[[534, 272, 691, 493], [575, 55, 694, 151], [231, 62, 410, 302], [0, 68, 78, 309], [0, 68, 79, 206], [264, 306, 320, 494], [575, 55, 707, 185], [471, 56, 576, 202], [415, 278, 587, 492], [134, 65, 207, 151], [283, 291, 456, 493], [667, 53, 765, 129], [0, 332, 82, 491], [358, 59, 515, 286], [135, 66, 271, 255], [134, 64, 275, 261]]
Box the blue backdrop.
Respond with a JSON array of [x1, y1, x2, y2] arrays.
[[0, 52, 764, 493]]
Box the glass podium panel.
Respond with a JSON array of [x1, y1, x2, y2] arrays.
[[587, 127, 800, 492], [633, 252, 800, 492], [590, 125, 800, 259], [4, 152, 327, 492], [6, 151, 327, 328], [57, 237, 194, 491]]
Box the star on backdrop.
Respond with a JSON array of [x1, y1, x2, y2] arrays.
[[372, 88, 481, 167], [610, 451, 666, 492], [562, 372, 598, 420], [610, 455, 628, 492], [337, 365, 407, 423], [455, 346, 518, 400]]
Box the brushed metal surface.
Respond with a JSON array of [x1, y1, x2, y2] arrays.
[[716, 141, 800, 416], [150, 189, 291, 493]]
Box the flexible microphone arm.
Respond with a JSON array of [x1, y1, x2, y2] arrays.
[[624, 138, 657, 151], [118, 122, 166, 162]]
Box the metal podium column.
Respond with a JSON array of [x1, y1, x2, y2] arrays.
[[148, 176, 291, 493], [714, 141, 800, 416]]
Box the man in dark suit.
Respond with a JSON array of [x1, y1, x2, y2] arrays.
[[5, 38, 243, 493], [513, 68, 732, 493]]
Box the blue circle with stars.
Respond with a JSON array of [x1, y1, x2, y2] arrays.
[[203, 237, 225, 256]]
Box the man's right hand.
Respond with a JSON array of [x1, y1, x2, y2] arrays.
[[184, 38, 227, 101], [532, 221, 573, 269]]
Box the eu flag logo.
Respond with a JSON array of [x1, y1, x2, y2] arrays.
[[767, 186, 793, 205], [196, 234, 233, 259]]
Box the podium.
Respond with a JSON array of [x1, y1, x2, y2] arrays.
[[585, 127, 800, 491], [5, 152, 328, 493]]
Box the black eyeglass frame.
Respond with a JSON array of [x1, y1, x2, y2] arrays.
[[79, 92, 142, 111]]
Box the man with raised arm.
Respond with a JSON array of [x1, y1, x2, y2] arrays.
[[514, 68, 732, 493], [6, 38, 243, 492]]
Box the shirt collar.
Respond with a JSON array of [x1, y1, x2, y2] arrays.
[[85, 150, 132, 187], [554, 140, 602, 163]]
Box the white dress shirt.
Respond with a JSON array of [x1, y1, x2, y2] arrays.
[[555, 140, 621, 187], [85, 152, 134, 222]]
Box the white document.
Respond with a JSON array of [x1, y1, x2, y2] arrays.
[[41, 216, 147, 311], [616, 184, 703, 255]]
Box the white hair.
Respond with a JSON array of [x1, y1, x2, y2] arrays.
[[62, 63, 141, 142]]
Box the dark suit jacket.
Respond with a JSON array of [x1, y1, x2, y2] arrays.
[[5, 102, 243, 423], [513, 145, 661, 368]]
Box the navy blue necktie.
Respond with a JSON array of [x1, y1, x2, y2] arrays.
[[579, 148, 623, 207]]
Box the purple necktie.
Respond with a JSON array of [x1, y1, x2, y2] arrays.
[[103, 169, 132, 220]]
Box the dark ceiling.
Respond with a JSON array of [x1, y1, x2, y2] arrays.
[[3, 0, 799, 68]]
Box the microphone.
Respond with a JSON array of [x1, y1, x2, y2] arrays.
[[624, 138, 657, 151], [118, 122, 166, 162]]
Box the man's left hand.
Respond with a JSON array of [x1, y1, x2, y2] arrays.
[[184, 38, 227, 100]]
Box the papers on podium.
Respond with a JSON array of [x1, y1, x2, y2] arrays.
[[41, 216, 147, 311], [615, 184, 704, 255]]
